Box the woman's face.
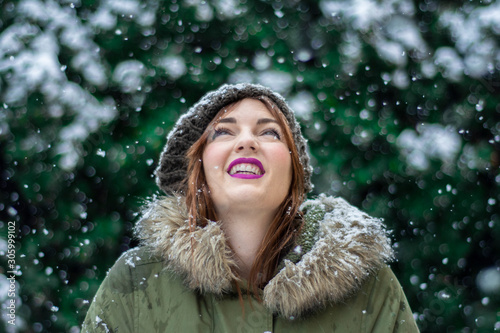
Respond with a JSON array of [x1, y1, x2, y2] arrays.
[[202, 98, 293, 216]]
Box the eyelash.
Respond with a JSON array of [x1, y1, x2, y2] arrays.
[[262, 128, 281, 139], [212, 127, 231, 139], [212, 127, 282, 140]]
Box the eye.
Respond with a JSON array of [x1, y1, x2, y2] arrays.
[[211, 127, 232, 140], [261, 128, 282, 140]]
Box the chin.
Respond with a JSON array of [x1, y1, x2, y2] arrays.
[[209, 181, 288, 211], [235, 193, 285, 210], [218, 189, 272, 205], [229, 188, 267, 202]]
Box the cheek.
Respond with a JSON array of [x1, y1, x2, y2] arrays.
[[270, 145, 293, 177], [202, 144, 225, 180]]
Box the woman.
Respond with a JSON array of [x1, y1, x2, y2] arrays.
[[82, 83, 419, 332]]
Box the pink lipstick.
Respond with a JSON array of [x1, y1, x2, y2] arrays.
[[227, 158, 265, 179]]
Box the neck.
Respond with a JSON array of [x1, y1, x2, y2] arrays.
[[217, 208, 275, 280]]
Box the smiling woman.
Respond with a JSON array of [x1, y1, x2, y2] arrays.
[[189, 98, 296, 287], [199, 99, 293, 210], [82, 84, 420, 332]]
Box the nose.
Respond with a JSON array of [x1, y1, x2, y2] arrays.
[[235, 130, 258, 151]]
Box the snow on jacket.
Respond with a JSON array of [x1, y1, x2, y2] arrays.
[[82, 194, 420, 332]]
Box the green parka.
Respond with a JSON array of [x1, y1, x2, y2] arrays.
[[82, 194, 419, 332]]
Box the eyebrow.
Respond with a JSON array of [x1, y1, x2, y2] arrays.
[[257, 118, 279, 125], [217, 118, 236, 124], [216, 117, 278, 125]]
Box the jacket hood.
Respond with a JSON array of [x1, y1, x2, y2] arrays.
[[134, 194, 394, 319]]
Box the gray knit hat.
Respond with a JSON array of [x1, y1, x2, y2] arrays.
[[155, 83, 313, 195]]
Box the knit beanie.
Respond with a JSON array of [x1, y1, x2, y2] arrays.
[[155, 83, 313, 195]]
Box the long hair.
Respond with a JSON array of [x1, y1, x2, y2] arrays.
[[185, 96, 305, 294]]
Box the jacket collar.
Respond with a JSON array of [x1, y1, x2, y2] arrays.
[[135, 194, 393, 319]]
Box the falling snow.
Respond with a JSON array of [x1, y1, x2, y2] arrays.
[[1, 0, 499, 331]]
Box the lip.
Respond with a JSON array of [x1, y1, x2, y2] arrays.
[[227, 158, 265, 179]]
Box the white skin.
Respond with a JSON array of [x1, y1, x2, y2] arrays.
[[202, 98, 293, 279]]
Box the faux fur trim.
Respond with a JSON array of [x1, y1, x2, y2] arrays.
[[135, 194, 394, 318], [135, 196, 238, 294], [263, 194, 394, 318]]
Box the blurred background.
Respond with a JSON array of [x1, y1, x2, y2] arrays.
[[0, 0, 499, 332]]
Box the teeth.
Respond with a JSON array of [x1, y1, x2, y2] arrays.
[[229, 163, 262, 175]]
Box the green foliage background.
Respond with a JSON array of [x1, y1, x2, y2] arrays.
[[0, 0, 499, 332]]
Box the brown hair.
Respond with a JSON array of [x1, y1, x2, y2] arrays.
[[185, 96, 305, 294]]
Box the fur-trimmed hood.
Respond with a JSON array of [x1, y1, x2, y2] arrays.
[[134, 194, 394, 319]]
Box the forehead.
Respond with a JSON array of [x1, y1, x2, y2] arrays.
[[218, 98, 275, 121]]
